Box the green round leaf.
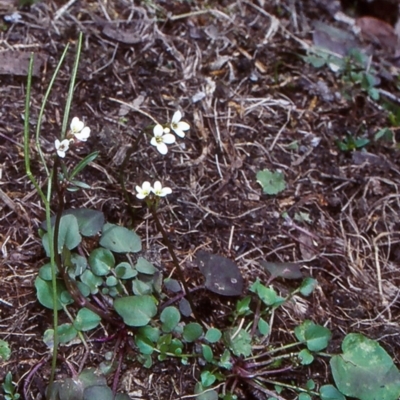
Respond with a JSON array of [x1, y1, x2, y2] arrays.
[[258, 318, 270, 336], [57, 214, 82, 252], [205, 328, 222, 343], [202, 344, 214, 362], [115, 262, 137, 279], [330, 333, 400, 400], [319, 385, 346, 400], [63, 208, 105, 237], [80, 270, 103, 294], [0, 339, 11, 361], [114, 295, 157, 327], [100, 223, 141, 253], [224, 328, 252, 357], [74, 308, 101, 331], [160, 306, 181, 333], [256, 169, 286, 195], [38, 263, 56, 281], [106, 276, 118, 287], [294, 320, 332, 352], [183, 323, 203, 342], [201, 371, 216, 388], [298, 349, 314, 365], [57, 323, 78, 344], [135, 257, 157, 275], [300, 277, 318, 296], [35, 276, 71, 310], [89, 248, 115, 276], [83, 385, 113, 400]]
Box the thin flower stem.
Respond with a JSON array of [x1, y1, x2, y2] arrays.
[[34, 44, 70, 177], [149, 205, 206, 329]]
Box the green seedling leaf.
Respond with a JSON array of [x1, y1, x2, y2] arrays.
[[74, 308, 101, 331], [299, 277, 318, 296], [224, 328, 252, 357], [69, 151, 99, 180], [42, 214, 82, 255], [319, 385, 346, 400], [106, 276, 118, 287], [132, 278, 152, 295], [35, 276, 72, 310], [205, 328, 222, 343], [114, 295, 157, 327], [250, 279, 285, 307], [164, 278, 182, 292], [70, 253, 87, 276], [79, 367, 107, 387], [374, 127, 393, 142], [0, 339, 11, 361], [258, 318, 270, 336], [183, 323, 203, 342], [295, 320, 332, 352], [236, 296, 251, 315], [160, 306, 181, 333], [306, 379, 315, 390], [202, 344, 214, 362], [299, 394, 311, 400], [135, 257, 157, 275], [179, 298, 192, 317], [219, 349, 232, 369], [115, 262, 137, 279], [201, 371, 216, 387], [194, 383, 218, 400], [56, 323, 79, 344], [83, 385, 113, 400], [196, 251, 243, 296], [38, 262, 56, 281], [100, 223, 141, 253], [330, 333, 400, 400], [89, 248, 115, 276], [298, 349, 314, 365], [80, 270, 103, 294], [256, 169, 286, 195], [63, 208, 104, 237], [260, 260, 303, 280], [135, 335, 156, 355]]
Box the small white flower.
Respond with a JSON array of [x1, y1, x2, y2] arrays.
[[55, 139, 70, 158], [150, 124, 176, 155], [152, 181, 172, 197], [135, 181, 152, 199], [70, 117, 91, 142], [170, 110, 190, 138]]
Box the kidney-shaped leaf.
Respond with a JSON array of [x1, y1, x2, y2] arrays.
[[330, 333, 400, 400], [196, 251, 243, 296], [256, 169, 286, 195], [295, 320, 332, 352], [100, 223, 141, 253], [64, 208, 105, 237], [89, 248, 115, 276], [114, 295, 157, 327]]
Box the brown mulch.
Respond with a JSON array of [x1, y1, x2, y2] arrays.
[[1, 0, 400, 399]]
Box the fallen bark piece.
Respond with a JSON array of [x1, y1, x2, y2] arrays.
[[0, 51, 47, 77]]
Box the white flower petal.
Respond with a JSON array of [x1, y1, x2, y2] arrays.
[[158, 187, 172, 196], [150, 137, 158, 147], [136, 181, 152, 199], [171, 110, 182, 124], [162, 133, 176, 144], [71, 117, 84, 133], [74, 126, 90, 142], [177, 121, 190, 131], [172, 127, 185, 138], [153, 181, 162, 192], [156, 142, 168, 155], [153, 124, 164, 136]]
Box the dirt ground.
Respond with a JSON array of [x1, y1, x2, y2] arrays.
[[1, 0, 400, 399]]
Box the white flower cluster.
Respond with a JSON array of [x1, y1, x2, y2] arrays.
[[54, 117, 91, 158], [150, 110, 189, 155], [137, 110, 190, 199], [136, 181, 172, 200]]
